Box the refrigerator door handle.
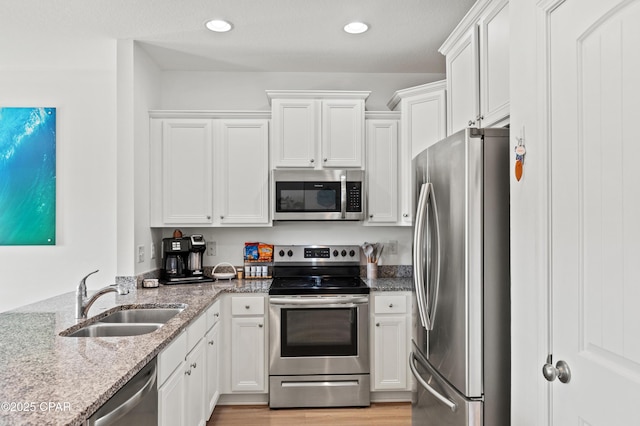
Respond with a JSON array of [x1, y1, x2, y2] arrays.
[[409, 351, 457, 412], [413, 183, 430, 329], [412, 183, 441, 330]]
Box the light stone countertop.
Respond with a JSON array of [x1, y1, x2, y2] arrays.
[[0, 276, 408, 426], [0, 279, 269, 426]]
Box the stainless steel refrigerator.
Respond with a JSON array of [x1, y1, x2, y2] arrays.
[[410, 128, 510, 426]]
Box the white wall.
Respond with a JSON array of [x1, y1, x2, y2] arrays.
[[162, 223, 413, 269], [133, 43, 163, 276], [160, 71, 444, 111], [509, 1, 549, 424], [0, 39, 119, 312]]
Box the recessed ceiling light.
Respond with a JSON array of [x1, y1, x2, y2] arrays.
[[205, 19, 233, 33], [344, 22, 369, 34]]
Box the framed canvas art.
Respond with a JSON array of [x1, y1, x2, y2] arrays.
[[0, 107, 56, 245]]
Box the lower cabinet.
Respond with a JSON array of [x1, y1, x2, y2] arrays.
[[158, 300, 222, 426], [371, 292, 412, 394], [230, 296, 266, 393]]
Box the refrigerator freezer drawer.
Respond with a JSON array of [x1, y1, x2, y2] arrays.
[[410, 350, 482, 426]]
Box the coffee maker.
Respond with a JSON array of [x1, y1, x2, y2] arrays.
[[160, 234, 213, 284]]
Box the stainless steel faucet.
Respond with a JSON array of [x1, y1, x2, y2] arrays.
[[76, 270, 129, 319]]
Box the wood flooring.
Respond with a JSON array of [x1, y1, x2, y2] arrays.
[[208, 403, 411, 426]]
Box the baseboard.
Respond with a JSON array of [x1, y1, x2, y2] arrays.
[[370, 391, 412, 403]]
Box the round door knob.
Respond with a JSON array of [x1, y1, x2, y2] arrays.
[[369, 214, 374, 218], [403, 213, 409, 217], [542, 359, 571, 383], [310, 159, 315, 163], [185, 370, 192, 376], [258, 324, 263, 328], [245, 305, 250, 309], [323, 158, 328, 162], [206, 215, 211, 220], [209, 340, 214, 345], [191, 362, 197, 369], [376, 323, 380, 327], [220, 216, 224, 219], [389, 303, 394, 308]]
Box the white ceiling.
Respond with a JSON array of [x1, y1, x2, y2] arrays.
[[2, 0, 476, 73]]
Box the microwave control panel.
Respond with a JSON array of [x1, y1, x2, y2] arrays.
[[346, 182, 362, 212]]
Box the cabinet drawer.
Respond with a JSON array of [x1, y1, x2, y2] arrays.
[[158, 331, 187, 387], [374, 294, 407, 314], [187, 312, 207, 352], [207, 299, 222, 329], [231, 296, 265, 316]]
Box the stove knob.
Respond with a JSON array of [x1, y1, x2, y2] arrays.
[[341, 249, 347, 257], [349, 250, 356, 257], [279, 250, 285, 257], [333, 250, 339, 257], [287, 250, 294, 257]]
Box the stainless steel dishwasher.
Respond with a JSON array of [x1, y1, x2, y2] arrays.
[[86, 358, 157, 426]]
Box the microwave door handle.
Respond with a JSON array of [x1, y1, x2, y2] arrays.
[[413, 183, 430, 329], [340, 173, 347, 219]]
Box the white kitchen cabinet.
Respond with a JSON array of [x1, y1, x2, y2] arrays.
[[229, 295, 266, 393], [387, 81, 447, 226], [215, 119, 270, 225], [205, 300, 221, 419], [268, 91, 369, 169], [371, 292, 411, 392], [150, 111, 271, 227], [151, 118, 214, 225], [365, 114, 399, 225], [184, 338, 206, 426], [158, 331, 187, 426], [439, 0, 509, 134]]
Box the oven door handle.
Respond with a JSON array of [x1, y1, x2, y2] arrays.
[[269, 296, 369, 306]]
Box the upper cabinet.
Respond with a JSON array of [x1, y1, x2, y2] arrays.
[[439, 0, 510, 134], [150, 111, 271, 227], [387, 81, 447, 226], [267, 90, 370, 169]]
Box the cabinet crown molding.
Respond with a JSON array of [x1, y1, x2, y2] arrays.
[[386, 80, 447, 111], [266, 90, 371, 105], [149, 110, 271, 119], [438, 0, 494, 55]]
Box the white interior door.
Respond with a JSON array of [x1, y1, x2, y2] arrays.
[[549, 0, 640, 424]]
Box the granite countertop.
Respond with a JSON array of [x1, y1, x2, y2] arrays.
[[0, 278, 269, 426], [366, 277, 413, 292], [0, 276, 408, 426]]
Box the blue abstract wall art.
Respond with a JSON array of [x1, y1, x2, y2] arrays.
[[0, 107, 56, 245]]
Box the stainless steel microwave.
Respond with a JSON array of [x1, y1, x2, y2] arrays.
[[273, 169, 364, 221]]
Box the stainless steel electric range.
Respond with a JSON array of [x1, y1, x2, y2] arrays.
[[268, 245, 370, 408]]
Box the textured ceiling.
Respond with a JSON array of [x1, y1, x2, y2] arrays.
[[1, 0, 476, 73]]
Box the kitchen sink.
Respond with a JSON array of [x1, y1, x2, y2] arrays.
[[65, 323, 162, 337], [61, 305, 185, 337], [99, 308, 183, 324]]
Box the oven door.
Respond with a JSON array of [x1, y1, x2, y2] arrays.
[[269, 295, 369, 375]]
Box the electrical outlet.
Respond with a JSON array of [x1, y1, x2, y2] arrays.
[[137, 245, 145, 263], [206, 241, 216, 256], [389, 240, 398, 255], [150, 243, 156, 260]]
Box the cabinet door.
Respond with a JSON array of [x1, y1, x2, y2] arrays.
[[205, 322, 220, 419], [366, 119, 398, 224], [399, 85, 447, 225], [271, 99, 318, 168], [231, 317, 265, 392], [478, 0, 510, 127], [216, 119, 270, 225], [372, 315, 408, 390], [321, 99, 364, 168], [446, 27, 480, 135], [184, 339, 206, 426], [159, 362, 185, 426], [160, 119, 214, 224]]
